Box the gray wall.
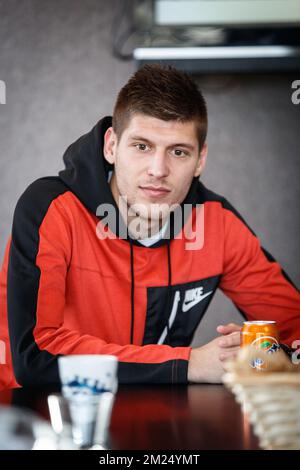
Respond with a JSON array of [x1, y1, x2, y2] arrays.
[[1, 1, 299, 346]]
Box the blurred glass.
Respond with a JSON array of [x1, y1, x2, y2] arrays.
[[0, 404, 56, 450]]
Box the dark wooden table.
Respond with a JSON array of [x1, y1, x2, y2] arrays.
[[1, 384, 260, 450], [110, 385, 259, 450]]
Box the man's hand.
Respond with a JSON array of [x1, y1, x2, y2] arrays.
[[216, 322, 241, 362], [187, 322, 242, 383]]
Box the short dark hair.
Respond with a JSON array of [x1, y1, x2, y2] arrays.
[[112, 64, 208, 151]]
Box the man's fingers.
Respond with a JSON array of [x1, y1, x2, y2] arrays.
[[217, 323, 242, 333], [219, 348, 240, 362], [218, 331, 241, 348], [217, 323, 242, 335]]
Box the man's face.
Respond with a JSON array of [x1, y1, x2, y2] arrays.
[[104, 114, 207, 222]]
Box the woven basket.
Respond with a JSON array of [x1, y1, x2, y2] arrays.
[[223, 347, 300, 450]]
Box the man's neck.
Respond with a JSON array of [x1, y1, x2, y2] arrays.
[[128, 215, 167, 240]]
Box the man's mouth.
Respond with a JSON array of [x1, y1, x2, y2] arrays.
[[139, 185, 171, 198]]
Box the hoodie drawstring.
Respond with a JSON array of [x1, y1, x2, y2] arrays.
[[129, 237, 172, 346], [165, 240, 172, 344], [129, 238, 135, 344]]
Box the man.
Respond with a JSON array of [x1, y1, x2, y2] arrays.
[[0, 65, 299, 390]]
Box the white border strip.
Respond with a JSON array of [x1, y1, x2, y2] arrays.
[[134, 46, 300, 61]]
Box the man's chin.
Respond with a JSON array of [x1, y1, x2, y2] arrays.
[[131, 201, 171, 221]]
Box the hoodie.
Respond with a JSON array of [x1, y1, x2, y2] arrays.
[[0, 117, 300, 390]]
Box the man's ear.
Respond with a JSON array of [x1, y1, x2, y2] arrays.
[[194, 142, 208, 178], [103, 127, 117, 164]]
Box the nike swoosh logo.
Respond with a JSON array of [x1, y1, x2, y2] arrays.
[[157, 291, 181, 345], [182, 291, 213, 312]]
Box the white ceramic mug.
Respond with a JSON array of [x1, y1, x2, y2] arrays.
[[58, 354, 118, 397]]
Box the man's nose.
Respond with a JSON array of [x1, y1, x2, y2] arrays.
[[147, 151, 169, 178]]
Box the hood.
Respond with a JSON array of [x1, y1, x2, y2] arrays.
[[59, 116, 201, 247], [59, 116, 115, 215]]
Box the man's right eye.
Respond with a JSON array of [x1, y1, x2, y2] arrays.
[[134, 143, 149, 152]]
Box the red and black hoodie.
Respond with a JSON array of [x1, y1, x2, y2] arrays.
[[1, 116, 299, 390]]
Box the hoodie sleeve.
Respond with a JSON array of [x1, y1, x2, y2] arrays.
[[219, 201, 300, 347], [7, 179, 191, 388]]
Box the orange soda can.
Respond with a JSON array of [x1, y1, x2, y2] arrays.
[[240, 320, 280, 369]]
